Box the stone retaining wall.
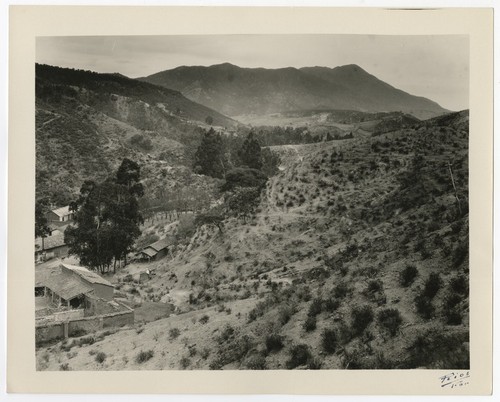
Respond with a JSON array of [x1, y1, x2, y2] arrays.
[[35, 302, 134, 345]]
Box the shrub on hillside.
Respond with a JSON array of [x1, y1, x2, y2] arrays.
[[95, 352, 107, 364], [350, 305, 374, 336], [243, 353, 267, 370], [450, 275, 469, 295], [333, 281, 351, 299], [423, 273, 443, 299], [405, 329, 469, 369], [199, 315, 209, 324], [179, 357, 191, 369], [377, 308, 403, 336], [278, 305, 296, 325], [169, 328, 181, 340], [135, 350, 154, 364], [414, 295, 435, 319], [265, 333, 284, 354], [303, 316, 317, 332], [363, 279, 387, 305], [59, 363, 70, 371], [324, 297, 341, 313], [365, 279, 383, 294], [286, 344, 313, 369], [307, 298, 323, 317], [399, 264, 419, 287], [217, 325, 235, 343], [452, 242, 469, 269], [307, 357, 323, 369], [211, 332, 254, 369], [321, 328, 338, 354], [442, 292, 464, 325]]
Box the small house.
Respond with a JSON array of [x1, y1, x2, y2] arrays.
[[35, 232, 68, 262], [45, 205, 74, 224], [139, 237, 172, 262]]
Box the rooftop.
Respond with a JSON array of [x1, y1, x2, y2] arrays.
[[146, 237, 173, 252], [61, 263, 114, 287], [51, 205, 72, 217], [36, 266, 94, 300], [35, 233, 66, 251]]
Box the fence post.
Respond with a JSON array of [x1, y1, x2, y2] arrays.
[[63, 321, 69, 339]]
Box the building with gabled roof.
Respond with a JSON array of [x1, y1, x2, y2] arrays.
[[45, 205, 74, 224], [60, 263, 114, 300], [35, 263, 134, 341], [35, 263, 114, 311], [139, 237, 172, 261]]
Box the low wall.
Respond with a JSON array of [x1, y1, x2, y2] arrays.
[[35, 322, 65, 346], [53, 309, 85, 322], [68, 317, 102, 336], [102, 310, 134, 328], [36, 302, 134, 344]]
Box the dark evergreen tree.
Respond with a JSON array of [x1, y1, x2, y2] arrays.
[[64, 159, 144, 273], [193, 128, 227, 179], [116, 157, 144, 197], [238, 132, 262, 170]]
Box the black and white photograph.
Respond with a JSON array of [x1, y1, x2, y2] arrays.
[[31, 33, 473, 372]]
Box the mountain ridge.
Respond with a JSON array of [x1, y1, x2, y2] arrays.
[[139, 63, 449, 120]]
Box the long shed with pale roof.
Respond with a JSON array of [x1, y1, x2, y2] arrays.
[[35, 263, 114, 310]]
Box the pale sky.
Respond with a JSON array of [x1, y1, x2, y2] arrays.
[[36, 35, 469, 111]]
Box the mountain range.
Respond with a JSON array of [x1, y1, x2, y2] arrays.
[[140, 63, 449, 120]]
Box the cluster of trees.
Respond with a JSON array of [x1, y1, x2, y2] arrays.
[[140, 185, 213, 220], [64, 158, 144, 273], [192, 130, 274, 227], [193, 128, 280, 179]]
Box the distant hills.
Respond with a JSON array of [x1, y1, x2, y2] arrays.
[[140, 63, 449, 120], [36, 64, 236, 128]]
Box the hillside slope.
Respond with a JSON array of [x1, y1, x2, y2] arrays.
[[37, 111, 469, 371], [36, 64, 235, 204], [140, 63, 449, 119]]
